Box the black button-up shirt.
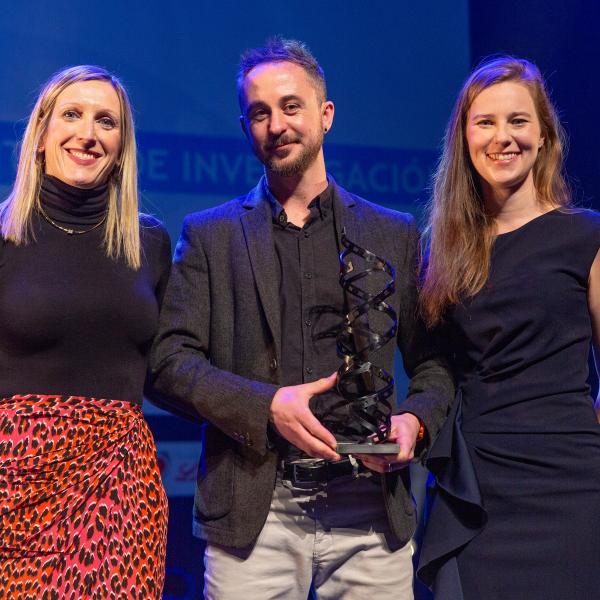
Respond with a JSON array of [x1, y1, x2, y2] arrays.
[[266, 183, 359, 458]]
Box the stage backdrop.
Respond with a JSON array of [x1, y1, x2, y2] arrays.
[[0, 3, 470, 598]]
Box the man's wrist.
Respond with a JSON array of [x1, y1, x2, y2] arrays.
[[398, 411, 426, 441]]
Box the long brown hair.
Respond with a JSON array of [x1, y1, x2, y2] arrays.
[[420, 56, 570, 326], [0, 65, 142, 269]]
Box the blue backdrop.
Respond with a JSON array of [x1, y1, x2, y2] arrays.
[[5, 2, 595, 598]]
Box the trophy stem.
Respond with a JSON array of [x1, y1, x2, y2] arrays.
[[335, 232, 398, 450]]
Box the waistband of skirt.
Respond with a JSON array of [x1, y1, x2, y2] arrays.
[[0, 394, 142, 418]]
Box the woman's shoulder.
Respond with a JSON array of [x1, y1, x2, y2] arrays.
[[139, 213, 172, 263], [551, 206, 600, 229], [139, 213, 170, 242], [544, 207, 600, 271], [139, 212, 166, 230]]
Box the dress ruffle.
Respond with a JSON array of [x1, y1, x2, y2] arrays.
[[417, 390, 487, 599]]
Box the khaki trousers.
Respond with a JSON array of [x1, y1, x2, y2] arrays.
[[204, 470, 415, 600]]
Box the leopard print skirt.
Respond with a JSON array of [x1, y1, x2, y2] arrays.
[[0, 395, 168, 599]]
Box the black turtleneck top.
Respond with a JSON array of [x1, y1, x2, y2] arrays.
[[0, 175, 172, 404]]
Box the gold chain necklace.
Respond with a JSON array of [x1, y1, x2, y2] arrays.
[[38, 205, 107, 235]]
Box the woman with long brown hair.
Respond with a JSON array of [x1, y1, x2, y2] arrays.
[[0, 66, 170, 598], [417, 56, 600, 599]]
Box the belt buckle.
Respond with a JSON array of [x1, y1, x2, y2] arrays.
[[291, 460, 322, 484]]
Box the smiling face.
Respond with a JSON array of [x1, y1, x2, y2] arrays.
[[41, 80, 122, 189], [466, 81, 544, 199], [239, 61, 333, 178]]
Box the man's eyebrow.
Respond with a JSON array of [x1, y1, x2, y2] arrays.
[[244, 95, 305, 115], [279, 94, 303, 104], [245, 100, 268, 113]]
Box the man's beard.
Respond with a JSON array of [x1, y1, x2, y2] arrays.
[[260, 131, 324, 177]]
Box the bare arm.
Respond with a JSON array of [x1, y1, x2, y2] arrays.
[[588, 248, 600, 422]]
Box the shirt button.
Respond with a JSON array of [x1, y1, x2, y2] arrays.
[[305, 319, 312, 327], [305, 367, 313, 375], [270, 358, 278, 370], [278, 213, 287, 225], [304, 231, 310, 238], [304, 272, 313, 279]]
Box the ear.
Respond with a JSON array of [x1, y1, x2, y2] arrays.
[[239, 115, 249, 140], [322, 100, 334, 134], [37, 127, 48, 153], [538, 137, 545, 149]]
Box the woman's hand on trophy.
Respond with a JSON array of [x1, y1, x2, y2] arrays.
[[356, 413, 422, 473], [270, 372, 342, 461]]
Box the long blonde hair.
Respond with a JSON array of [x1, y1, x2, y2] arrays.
[[420, 56, 570, 326], [0, 65, 141, 269]]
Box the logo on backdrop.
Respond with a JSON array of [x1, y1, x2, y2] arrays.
[[156, 442, 201, 497]]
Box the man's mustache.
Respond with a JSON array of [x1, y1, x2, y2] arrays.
[[265, 135, 301, 150]]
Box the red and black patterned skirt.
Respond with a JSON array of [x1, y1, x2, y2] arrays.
[[0, 395, 168, 599]]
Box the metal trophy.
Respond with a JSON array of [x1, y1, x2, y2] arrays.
[[335, 232, 399, 454]]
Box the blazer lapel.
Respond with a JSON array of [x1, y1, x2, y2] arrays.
[[332, 181, 360, 251], [332, 180, 366, 311], [332, 182, 370, 357], [332, 180, 387, 299], [240, 178, 282, 360]]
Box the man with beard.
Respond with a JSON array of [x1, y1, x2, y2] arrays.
[[151, 38, 453, 599]]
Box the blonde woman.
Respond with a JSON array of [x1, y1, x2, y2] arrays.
[[0, 66, 170, 598], [418, 56, 600, 599]]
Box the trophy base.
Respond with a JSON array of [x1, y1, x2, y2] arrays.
[[336, 441, 401, 455]]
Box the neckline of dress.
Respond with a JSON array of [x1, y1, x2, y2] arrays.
[[494, 207, 561, 238]]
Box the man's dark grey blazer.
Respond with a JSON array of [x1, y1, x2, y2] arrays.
[[150, 176, 454, 549]]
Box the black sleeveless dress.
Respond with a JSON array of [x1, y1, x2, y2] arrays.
[[418, 208, 600, 600]]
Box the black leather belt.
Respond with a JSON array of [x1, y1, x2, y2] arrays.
[[281, 458, 360, 485]]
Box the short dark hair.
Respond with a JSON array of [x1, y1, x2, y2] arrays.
[[237, 37, 327, 109]]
